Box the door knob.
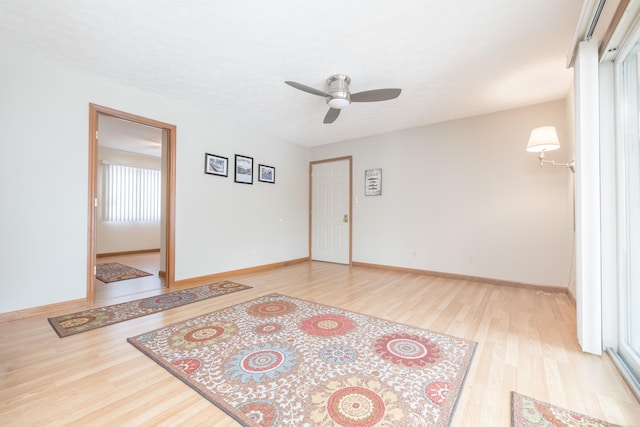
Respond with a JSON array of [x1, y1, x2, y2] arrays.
[[343, 214, 349, 223]]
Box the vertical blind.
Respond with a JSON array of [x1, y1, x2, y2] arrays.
[[101, 163, 161, 222]]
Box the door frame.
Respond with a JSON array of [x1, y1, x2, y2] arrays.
[[87, 103, 176, 304], [309, 156, 353, 265]]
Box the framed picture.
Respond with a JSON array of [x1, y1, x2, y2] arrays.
[[234, 154, 253, 184], [204, 153, 228, 177], [365, 168, 382, 196], [258, 164, 276, 183]]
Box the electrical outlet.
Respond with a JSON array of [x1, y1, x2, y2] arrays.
[[468, 253, 475, 263]]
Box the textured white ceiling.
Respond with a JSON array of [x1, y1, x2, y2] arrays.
[[99, 116, 163, 158], [0, 0, 583, 147]]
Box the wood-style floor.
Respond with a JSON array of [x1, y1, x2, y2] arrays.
[[1, 255, 639, 426], [94, 252, 166, 304]]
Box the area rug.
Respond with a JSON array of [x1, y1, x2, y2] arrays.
[[96, 262, 152, 283], [128, 293, 477, 426], [48, 281, 252, 338], [511, 392, 621, 427]]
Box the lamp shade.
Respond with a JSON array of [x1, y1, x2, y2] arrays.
[[526, 126, 560, 152]]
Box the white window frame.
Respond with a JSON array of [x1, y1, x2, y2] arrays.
[[609, 19, 640, 398]]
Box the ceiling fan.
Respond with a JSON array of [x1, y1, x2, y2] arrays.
[[285, 74, 401, 124]]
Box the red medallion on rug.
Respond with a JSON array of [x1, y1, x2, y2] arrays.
[[128, 293, 477, 426]]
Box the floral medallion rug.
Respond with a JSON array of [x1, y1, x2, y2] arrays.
[[128, 293, 477, 426], [96, 262, 152, 283], [511, 392, 621, 427], [48, 281, 252, 338]]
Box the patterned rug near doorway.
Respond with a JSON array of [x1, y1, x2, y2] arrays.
[[96, 262, 152, 283], [128, 293, 477, 426], [48, 281, 252, 338], [511, 392, 622, 427]]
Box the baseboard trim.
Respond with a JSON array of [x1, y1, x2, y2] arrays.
[[3, 258, 562, 322], [1, 258, 309, 322], [0, 298, 86, 323], [173, 257, 310, 288], [97, 249, 160, 258], [351, 261, 568, 294]]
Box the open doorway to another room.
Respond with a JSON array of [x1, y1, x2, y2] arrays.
[[87, 104, 176, 305]]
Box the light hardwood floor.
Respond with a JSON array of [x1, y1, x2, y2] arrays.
[[94, 252, 166, 304], [2, 257, 639, 426]]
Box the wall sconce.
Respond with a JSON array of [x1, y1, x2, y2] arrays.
[[526, 126, 575, 172]]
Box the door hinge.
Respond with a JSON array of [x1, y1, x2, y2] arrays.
[[93, 265, 97, 275], [94, 198, 98, 208], [95, 130, 98, 140]]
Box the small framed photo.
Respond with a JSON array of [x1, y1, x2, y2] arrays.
[[234, 154, 253, 184], [204, 153, 228, 177], [258, 164, 276, 183], [365, 168, 382, 196]]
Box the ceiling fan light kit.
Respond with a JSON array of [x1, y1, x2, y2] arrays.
[[285, 74, 401, 124], [326, 74, 352, 109]]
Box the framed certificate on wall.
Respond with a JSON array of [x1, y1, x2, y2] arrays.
[[365, 168, 382, 196]]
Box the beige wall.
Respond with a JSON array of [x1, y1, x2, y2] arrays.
[[311, 100, 573, 287]]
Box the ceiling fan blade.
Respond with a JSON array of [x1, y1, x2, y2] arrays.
[[351, 88, 402, 102], [324, 108, 341, 124], [285, 81, 328, 97]]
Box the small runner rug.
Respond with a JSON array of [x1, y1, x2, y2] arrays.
[[96, 262, 152, 283], [511, 392, 621, 427], [128, 293, 477, 426], [48, 281, 252, 338]]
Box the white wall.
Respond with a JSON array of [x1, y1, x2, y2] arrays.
[[0, 43, 309, 313], [0, 41, 572, 314], [311, 100, 573, 287], [173, 111, 309, 279], [96, 147, 162, 254]]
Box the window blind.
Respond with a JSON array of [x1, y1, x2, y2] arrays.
[[101, 163, 161, 222]]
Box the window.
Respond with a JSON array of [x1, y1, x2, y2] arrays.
[[611, 31, 640, 397], [101, 163, 161, 222]]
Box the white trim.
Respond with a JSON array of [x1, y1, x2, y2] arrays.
[[601, 2, 640, 62], [574, 40, 603, 354], [607, 7, 640, 391], [567, 0, 604, 66], [607, 348, 640, 401], [616, 48, 640, 379], [599, 61, 618, 349]]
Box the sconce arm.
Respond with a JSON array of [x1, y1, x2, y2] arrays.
[[537, 151, 575, 173]]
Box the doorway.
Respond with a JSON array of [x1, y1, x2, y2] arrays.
[[87, 104, 176, 304], [309, 157, 352, 264]]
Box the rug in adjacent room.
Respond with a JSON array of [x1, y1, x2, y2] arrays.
[[48, 281, 252, 338], [96, 262, 152, 283], [511, 392, 622, 427], [128, 293, 477, 426]]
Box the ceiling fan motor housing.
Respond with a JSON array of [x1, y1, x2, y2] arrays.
[[327, 74, 351, 109]]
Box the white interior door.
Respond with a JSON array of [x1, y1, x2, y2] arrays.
[[311, 159, 351, 264]]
